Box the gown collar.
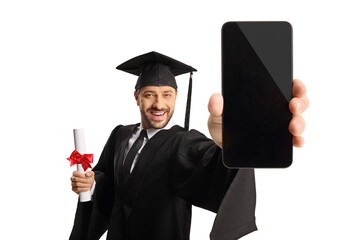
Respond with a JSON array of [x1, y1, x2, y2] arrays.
[[140, 119, 175, 139]]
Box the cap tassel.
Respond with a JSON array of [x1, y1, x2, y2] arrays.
[[184, 72, 193, 131]]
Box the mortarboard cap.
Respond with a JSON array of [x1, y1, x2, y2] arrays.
[[116, 51, 197, 131], [116, 51, 196, 90]]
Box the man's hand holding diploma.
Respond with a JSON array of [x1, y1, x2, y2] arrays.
[[71, 171, 95, 194]]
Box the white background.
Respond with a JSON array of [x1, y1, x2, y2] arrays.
[[1, 0, 359, 239]]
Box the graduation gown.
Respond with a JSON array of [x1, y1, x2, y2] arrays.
[[70, 124, 257, 240]]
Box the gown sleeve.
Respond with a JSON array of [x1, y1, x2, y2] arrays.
[[171, 129, 257, 240], [69, 125, 121, 240]]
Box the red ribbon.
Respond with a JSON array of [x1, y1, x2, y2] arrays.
[[67, 150, 93, 171]]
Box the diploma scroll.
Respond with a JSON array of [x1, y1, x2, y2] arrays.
[[73, 128, 92, 202]]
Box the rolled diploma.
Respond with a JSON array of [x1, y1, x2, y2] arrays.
[[73, 128, 92, 202]]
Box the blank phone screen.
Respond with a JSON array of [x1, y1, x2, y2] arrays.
[[222, 21, 293, 168]]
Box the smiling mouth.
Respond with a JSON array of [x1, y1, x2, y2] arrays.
[[148, 109, 168, 120], [151, 111, 165, 116]]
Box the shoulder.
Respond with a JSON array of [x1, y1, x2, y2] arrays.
[[106, 123, 139, 141], [110, 123, 139, 134], [172, 126, 210, 140], [171, 126, 215, 147], [169, 127, 221, 161]]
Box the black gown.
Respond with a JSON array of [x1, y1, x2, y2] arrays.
[[70, 124, 257, 240]]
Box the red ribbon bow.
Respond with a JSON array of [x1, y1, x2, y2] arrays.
[[67, 150, 93, 171]]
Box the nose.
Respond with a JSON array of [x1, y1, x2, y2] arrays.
[[153, 95, 165, 109]]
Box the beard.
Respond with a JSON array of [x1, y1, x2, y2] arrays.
[[140, 107, 174, 129]]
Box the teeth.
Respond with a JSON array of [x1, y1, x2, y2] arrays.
[[153, 112, 165, 116]]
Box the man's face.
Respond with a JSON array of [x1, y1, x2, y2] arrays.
[[135, 86, 177, 129]]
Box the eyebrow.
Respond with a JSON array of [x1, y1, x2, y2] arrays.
[[142, 90, 156, 94], [142, 90, 174, 94], [162, 90, 174, 94]]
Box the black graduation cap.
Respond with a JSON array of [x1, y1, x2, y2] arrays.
[[116, 51, 197, 131]]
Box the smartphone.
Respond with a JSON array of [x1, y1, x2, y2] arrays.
[[222, 21, 293, 168]]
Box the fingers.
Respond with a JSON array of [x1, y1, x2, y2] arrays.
[[73, 170, 86, 178], [292, 79, 307, 98], [289, 115, 305, 136], [289, 96, 310, 115], [70, 175, 90, 184], [71, 171, 93, 194], [292, 136, 304, 148], [72, 187, 91, 194], [208, 93, 223, 118], [290, 79, 309, 148], [71, 179, 92, 193], [72, 182, 91, 189]]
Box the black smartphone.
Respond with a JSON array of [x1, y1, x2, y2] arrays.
[[222, 21, 293, 168]]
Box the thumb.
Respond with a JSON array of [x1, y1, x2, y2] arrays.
[[85, 171, 94, 178], [208, 93, 223, 117]]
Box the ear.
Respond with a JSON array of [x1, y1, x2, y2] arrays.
[[134, 91, 139, 106]]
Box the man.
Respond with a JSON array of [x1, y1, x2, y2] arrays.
[[70, 51, 309, 240]]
